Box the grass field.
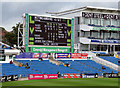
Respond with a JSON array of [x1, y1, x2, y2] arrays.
[[1, 78, 119, 88]]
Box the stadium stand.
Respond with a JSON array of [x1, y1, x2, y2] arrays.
[[1, 60, 117, 77], [99, 56, 118, 65]]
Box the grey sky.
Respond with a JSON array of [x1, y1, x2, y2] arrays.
[[1, 2, 119, 31]]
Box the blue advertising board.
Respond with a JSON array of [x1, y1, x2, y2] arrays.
[[81, 74, 98, 78], [15, 53, 48, 58], [91, 39, 120, 44], [55, 53, 71, 58]]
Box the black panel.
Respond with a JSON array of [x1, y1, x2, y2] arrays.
[[29, 16, 71, 46]]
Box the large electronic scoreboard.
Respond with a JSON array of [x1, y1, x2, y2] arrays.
[[28, 15, 71, 46]]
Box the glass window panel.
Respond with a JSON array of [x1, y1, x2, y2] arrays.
[[85, 18, 91, 24], [91, 18, 98, 25], [84, 31, 90, 37]]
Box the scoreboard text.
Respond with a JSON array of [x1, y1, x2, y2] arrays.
[[29, 15, 71, 46]]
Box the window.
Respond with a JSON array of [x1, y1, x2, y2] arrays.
[[104, 19, 111, 26], [101, 19, 104, 26], [100, 31, 104, 39], [91, 31, 98, 38], [84, 18, 91, 24], [101, 45, 107, 51], [111, 32, 118, 39], [104, 32, 110, 39], [111, 19, 119, 26], [9, 55, 12, 59], [115, 45, 120, 51], [0, 55, 5, 61], [81, 44, 89, 51], [91, 18, 98, 25], [81, 31, 84, 37], [81, 17, 85, 24], [84, 31, 90, 37]]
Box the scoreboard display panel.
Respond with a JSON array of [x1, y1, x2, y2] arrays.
[[29, 15, 71, 46]]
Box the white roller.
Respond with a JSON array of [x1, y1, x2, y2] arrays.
[[4, 49, 20, 55]]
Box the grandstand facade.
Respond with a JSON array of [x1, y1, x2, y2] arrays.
[[47, 6, 120, 54]]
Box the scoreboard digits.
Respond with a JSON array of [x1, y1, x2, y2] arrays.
[[29, 15, 71, 46]]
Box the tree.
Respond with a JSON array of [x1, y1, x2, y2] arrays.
[[2, 23, 23, 47]]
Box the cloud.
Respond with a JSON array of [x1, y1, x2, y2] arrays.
[[1, 0, 119, 2], [1, 2, 119, 31]]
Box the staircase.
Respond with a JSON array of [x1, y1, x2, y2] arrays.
[[89, 52, 119, 71]]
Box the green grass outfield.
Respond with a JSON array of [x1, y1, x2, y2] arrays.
[[1, 78, 119, 88]]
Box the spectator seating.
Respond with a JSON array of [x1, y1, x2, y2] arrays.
[[1, 60, 117, 77], [99, 56, 118, 65]]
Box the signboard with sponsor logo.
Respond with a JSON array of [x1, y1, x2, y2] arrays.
[[81, 74, 98, 78], [71, 53, 88, 59], [0, 76, 7, 82], [28, 74, 58, 80], [30, 47, 70, 53], [55, 53, 88, 59], [33, 53, 48, 58], [82, 12, 120, 20], [15, 53, 48, 58], [55, 53, 71, 58], [0, 75, 18, 82], [63, 73, 81, 78], [91, 39, 120, 44], [103, 73, 118, 78]]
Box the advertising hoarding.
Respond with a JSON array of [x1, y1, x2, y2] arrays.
[[63, 73, 81, 78], [30, 47, 70, 53], [91, 39, 120, 44], [55, 53, 88, 59], [28, 74, 58, 80], [71, 53, 88, 59], [0, 75, 18, 82], [103, 73, 118, 78], [81, 74, 98, 78], [15, 53, 48, 58], [55, 53, 70, 58]]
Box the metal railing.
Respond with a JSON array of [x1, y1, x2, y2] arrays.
[[89, 51, 119, 71]]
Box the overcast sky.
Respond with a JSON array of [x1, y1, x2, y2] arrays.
[[0, 1, 119, 31]]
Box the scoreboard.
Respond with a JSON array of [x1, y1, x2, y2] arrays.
[[29, 15, 71, 46]]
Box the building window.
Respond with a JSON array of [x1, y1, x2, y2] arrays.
[[104, 19, 111, 26], [101, 45, 107, 51], [104, 32, 110, 39], [84, 18, 91, 24], [100, 31, 104, 39], [84, 31, 90, 37], [0, 55, 5, 61], [115, 45, 120, 51], [81, 31, 84, 37], [111, 32, 118, 39], [91, 18, 98, 25], [101, 19, 104, 26], [81, 17, 85, 24], [111, 19, 119, 26], [91, 31, 98, 38], [98, 18, 101, 25], [9, 55, 12, 59]]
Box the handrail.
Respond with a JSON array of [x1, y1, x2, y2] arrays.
[[89, 51, 119, 71]]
